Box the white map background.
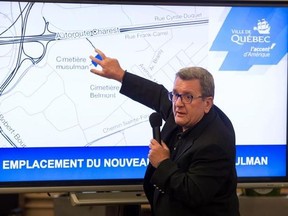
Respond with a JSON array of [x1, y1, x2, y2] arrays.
[[0, 2, 286, 147]]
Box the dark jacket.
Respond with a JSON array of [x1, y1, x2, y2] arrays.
[[120, 72, 240, 216]]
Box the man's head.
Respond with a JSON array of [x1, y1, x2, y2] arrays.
[[169, 67, 214, 131]]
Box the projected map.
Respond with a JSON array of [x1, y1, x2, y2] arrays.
[[0, 2, 287, 148], [0, 2, 211, 147], [0, 2, 287, 183]]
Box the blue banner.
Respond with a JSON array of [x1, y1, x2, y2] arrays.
[[0, 146, 149, 181], [0, 145, 286, 182], [236, 145, 286, 177]]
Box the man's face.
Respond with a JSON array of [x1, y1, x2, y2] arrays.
[[172, 77, 213, 131]]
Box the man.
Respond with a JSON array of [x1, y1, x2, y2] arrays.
[[90, 49, 240, 216]]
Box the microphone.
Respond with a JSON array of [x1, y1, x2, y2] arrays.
[[149, 112, 162, 144]]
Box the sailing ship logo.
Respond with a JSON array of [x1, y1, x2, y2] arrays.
[[253, 19, 271, 34]]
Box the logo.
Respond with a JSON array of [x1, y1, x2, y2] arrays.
[[231, 19, 273, 49], [254, 19, 270, 34], [210, 7, 288, 71]]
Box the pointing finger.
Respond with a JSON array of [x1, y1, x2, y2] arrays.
[[95, 48, 106, 59]]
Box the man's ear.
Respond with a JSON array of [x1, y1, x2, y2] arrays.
[[204, 97, 214, 113]]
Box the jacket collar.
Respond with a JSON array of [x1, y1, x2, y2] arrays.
[[173, 105, 217, 160]]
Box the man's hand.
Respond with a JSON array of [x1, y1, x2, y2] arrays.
[[89, 49, 125, 82], [148, 139, 170, 168]]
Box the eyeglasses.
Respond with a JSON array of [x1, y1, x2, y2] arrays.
[[168, 91, 204, 104]]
